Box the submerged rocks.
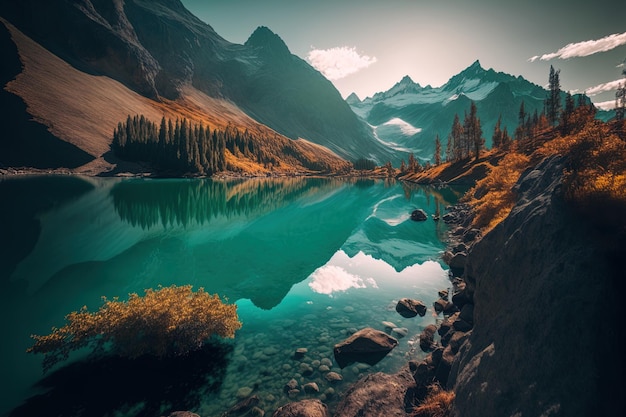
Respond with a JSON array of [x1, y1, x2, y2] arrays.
[[272, 399, 329, 417], [333, 327, 398, 368], [395, 298, 427, 318]]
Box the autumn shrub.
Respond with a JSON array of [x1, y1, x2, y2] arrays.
[[412, 384, 455, 417], [27, 285, 242, 372], [465, 151, 531, 231]]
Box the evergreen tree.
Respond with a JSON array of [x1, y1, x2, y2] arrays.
[[450, 114, 463, 161], [560, 91, 575, 135], [492, 115, 503, 149], [546, 65, 561, 126], [515, 101, 527, 141], [434, 134, 442, 165], [408, 152, 418, 172], [464, 101, 484, 161]]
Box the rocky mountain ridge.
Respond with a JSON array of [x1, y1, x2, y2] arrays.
[[0, 0, 393, 173]]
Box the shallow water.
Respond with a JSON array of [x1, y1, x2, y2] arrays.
[[0, 176, 461, 417]]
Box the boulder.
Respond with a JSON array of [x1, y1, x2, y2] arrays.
[[395, 298, 427, 318], [433, 299, 458, 315], [272, 399, 329, 417], [333, 327, 398, 368], [333, 367, 415, 417], [324, 371, 343, 383], [410, 209, 428, 221], [448, 252, 468, 269], [419, 324, 438, 352], [303, 382, 320, 394]]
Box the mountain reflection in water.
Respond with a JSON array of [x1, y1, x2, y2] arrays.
[[0, 175, 460, 416]]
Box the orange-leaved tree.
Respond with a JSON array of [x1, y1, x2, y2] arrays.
[[27, 285, 242, 372]]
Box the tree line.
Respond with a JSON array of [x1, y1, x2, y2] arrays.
[[112, 115, 289, 175]]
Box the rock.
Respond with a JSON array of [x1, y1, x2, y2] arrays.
[[250, 407, 265, 417], [294, 348, 308, 359], [166, 412, 200, 417], [303, 382, 320, 393], [284, 379, 299, 393], [462, 228, 481, 243], [410, 208, 428, 221], [438, 289, 449, 300], [236, 386, 254, 399], [333, 367, 415, 417], [448, 252, 468, 269], [419, 324, 438, 352], [272, 399, 329, 417], [451, 282, 473, 310], [324, 371, 343, 383], [381, 321, 397, 329], [433, 298, 458, 315], [395, 298, 427, 318], [392, 327, 408, 338], [333, 328, 398, 368], [318, 364, 330, 373], [222, 395, 261, 417]]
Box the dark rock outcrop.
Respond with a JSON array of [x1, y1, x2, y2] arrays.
[[333, 327, 398, 368], [448, 155, 624, 417], [395, 298, 427, 318]]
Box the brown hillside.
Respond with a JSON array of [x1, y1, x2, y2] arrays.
[[1, 18, 347, 175]]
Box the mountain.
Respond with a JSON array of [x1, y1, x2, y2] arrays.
[[0, 0, 392, 174], [349, 60, 610, 162]]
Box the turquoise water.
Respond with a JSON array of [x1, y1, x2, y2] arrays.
[[0, 176, 460, 417]]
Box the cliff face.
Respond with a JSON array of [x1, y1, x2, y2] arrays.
[[448, 155, 623, 416]]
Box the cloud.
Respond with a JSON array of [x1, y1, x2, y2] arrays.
[[308, 264, 375, 295], [594, 100, 616, 111], [579, 79, 624, 96], [529, 32, 626, 62], [307, 46, 377, 80]]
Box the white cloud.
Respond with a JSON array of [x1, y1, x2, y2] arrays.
[[528, 32, 626, 62], [308, 264, 375, 295], [594, 100, 616, 111], [581, 79, 624, 96], [307, 46, 377, 80]]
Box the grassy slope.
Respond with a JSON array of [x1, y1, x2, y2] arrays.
[[2, 18, 347, 176]]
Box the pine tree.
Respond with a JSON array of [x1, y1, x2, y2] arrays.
[[515, 101, 527, 141], [408, 152, 418, 173], [450, 114, 463, 162], [546, 65, 561, 126], [434, 134, 442, 165], [560, 91, 575, 135], [492, 115, 503, 149]]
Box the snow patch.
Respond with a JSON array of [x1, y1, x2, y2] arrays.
[[382, 118, 422, 135]]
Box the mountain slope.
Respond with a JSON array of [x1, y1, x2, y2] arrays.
[[348, 60, 605, 162], [0, 0, 390, 171]]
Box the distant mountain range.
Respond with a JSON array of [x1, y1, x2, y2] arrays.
[[0, 0, 393, 173], [348, 60, 615, 162]]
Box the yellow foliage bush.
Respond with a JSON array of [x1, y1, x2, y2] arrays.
[[466, 152, 531, 231], [412, 384, 455, 417], [27, 285, 242, 372]]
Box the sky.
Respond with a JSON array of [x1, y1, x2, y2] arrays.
[[181, 0, 626, 109]]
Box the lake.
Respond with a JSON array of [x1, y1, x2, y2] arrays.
[[0, 175, 461, 417]]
